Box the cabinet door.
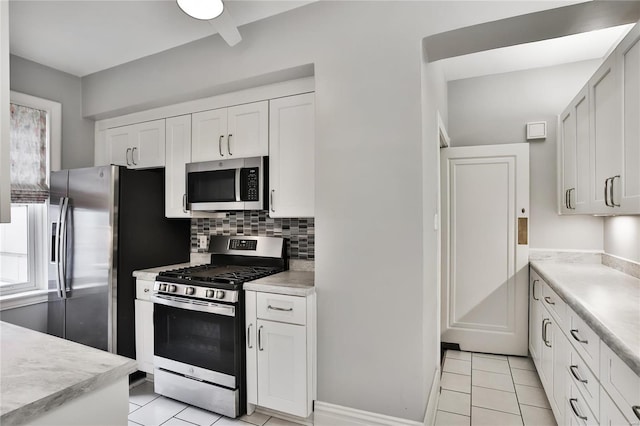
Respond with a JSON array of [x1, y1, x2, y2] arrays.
[[134, 299, 154, 374], [257, 319, 308, 417], [106, 126, 133, 167], [192, 108, 228, 162], [540, 314, 554, 394], [574, 90, 590, 212], [165, 115, 191, 218], [550, 320, 567, 420], [132, 119, 165, 169], [268, 94, 315, 218], [561, 105, 577, 214], [227, 101, 268, 159], [245, 291, 258, 408], [619, 26, 640, 214], [589, 55, 622, 212], [529, 273, 543, 367]]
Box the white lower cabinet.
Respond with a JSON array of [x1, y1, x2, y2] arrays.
[[530, 266, 640, 426], [135, 279, 154, 374], [245, 290, 315, 419]]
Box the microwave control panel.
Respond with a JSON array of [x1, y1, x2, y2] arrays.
[[240, 167, 260, 201]]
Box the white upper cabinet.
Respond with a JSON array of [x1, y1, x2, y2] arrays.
[[227, 102, 269, 159], [191, 108, 228, 162], [105, 119, 166, 169], [589, 54, 622, 213], [558, 22, 640, 215], [165, 115, 192, 218], [619, 25, 640, 214], [268, 93, 315, 218], [560, 88, 590, 214], [191, 101, 268, 162]]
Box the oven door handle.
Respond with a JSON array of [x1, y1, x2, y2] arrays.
[[151, 295, 236, 317]]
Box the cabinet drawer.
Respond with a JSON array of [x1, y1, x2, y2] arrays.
[[257, 293, 306, 325], [136, 279, 154, 301], [601, 387, 638, 426], [600, 344, 640, 425], [566, 310, 600, 376], [566, 377, 599, 426], [567, 345, 599, 420], [541, 282, 566, 326]]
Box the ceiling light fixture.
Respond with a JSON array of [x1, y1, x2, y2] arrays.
[[177, 0, 224, 20]]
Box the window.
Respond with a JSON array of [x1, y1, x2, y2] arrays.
[[0, 92, 60, 301]]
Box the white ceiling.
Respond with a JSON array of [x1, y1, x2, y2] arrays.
[[8, 0, 313, 77], [441, 23, 635, 81], [7, 1, 637, 80]]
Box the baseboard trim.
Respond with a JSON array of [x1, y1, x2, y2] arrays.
[[314, 401, 423, 426], [423, 368, 440, 425], [254, 406, 313, 426]]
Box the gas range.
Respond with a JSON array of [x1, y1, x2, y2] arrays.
[[154, 236, 287, 301], [151, 235, 286, 418]]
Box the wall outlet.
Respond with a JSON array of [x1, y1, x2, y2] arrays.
[[198, 235, 208, 249]]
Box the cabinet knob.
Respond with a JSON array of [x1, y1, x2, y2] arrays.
[[144, 288, 149, 293]]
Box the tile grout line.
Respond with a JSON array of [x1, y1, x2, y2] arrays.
[[507, 357, 526, 425]]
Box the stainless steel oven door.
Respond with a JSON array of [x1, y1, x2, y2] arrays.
[[152, 294, 239, 385]]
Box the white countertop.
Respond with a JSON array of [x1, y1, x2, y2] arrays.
[[530, 261, 640, 376], [243, 270, 315, 296], [0, 321, 137, 424]]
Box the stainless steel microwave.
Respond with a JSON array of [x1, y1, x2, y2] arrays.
[[186, 157, 267, 211]]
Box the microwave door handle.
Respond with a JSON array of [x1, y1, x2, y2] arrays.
[[235, 168, 242, 202]]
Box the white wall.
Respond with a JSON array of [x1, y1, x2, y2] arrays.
[[79, 2, 584, 420], [448, 60, 604, 251], [604, 216, 640, 263], [10, 55, 94, 169]]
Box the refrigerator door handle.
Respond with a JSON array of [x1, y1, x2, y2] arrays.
[[59, 197, 70, 299], [54, 198, 64, 298]]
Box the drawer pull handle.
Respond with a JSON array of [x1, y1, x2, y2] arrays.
[[532, 279, 539, 301], [543, 319, 552, 348], [569, 398, 588, 421], [570, 329, 588, 344], [268, 305, 293, 312], [544, 296, 555, 305], [569, 365, 588, 384], [247, 323, 253, 349], [632, 406, 640, 421]]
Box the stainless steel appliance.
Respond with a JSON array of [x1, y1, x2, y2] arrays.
[[48, 166, 190, 358], [186, 156, 267, 211], [152, 235, 286, 418]]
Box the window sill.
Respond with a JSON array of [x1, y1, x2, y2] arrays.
[[0, 289, 49, 311]]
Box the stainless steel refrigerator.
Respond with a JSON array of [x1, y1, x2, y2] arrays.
[[48, 165, 190, 359]]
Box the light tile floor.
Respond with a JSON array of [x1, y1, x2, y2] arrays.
[[435, 351, 557, 426], [128, 380, 303, 426]]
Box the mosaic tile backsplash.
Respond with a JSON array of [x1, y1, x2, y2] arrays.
[[191, 211, 314, 260]]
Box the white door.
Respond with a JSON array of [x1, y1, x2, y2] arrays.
[[133, 119, 165, 169], [256, 319, 307, 417], [192, 108, 228, 162], [165, 115, 191, 218], [441, 143, 529, 356], [268, 93, 315, 218], [106, 126, 132, 167], [227, 101, 268, 158]]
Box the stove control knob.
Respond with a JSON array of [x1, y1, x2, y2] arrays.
[[185, 287, 195, 296], [206, 289, 215, 298], [168, 285, 177, 293], [215, 290, 225, 299], [159, 284, 167, 292]]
